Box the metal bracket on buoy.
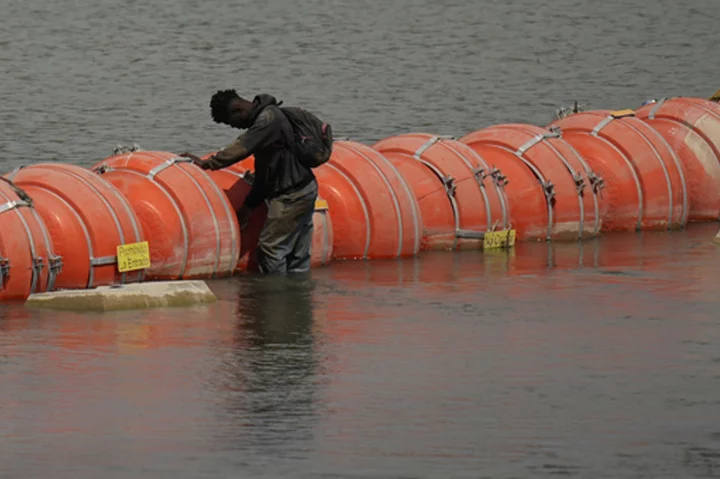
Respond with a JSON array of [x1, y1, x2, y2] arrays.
[[146, 157, 194, 180], [414, 137, 441, 158], [113, 143, 143, 155], [92, 164, 114, 175], [515, 133, 544, 156], [512, 142, 556, 241], [412, 135, 456, 159], [0, 177, 34, 210], [542, 181, 556, 204], [86, 255, 119, 290], [0, 199, 31, 216], [472, 167, 487, 186], [588, 172, 605, 197], [47, 254, 63, 292], [30, 256, 46, 295], [90, 256, 118, 267], [442, 175, 457, 197], [591, 116, 616, 136], [573, 171, 586, 196], [515, 130, 561, 158], [0, 256, 9, 288], [490, 167, 508, 187], [413, 156, 461, 249], [647, 98, 667, 120]]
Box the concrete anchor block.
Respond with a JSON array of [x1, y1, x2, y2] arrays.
[[24, 280, 216, 311]]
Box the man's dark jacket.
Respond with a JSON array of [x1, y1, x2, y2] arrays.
[[202, 94, 316, 209]]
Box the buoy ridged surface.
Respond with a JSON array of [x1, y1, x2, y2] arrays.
[[6, 163, 145, 289], [0, 178, 59, 301], [369, 144, 456, 250], [549, 110, 688, 232], [461, 132, 547, 241], [92, 151, 240, 280], [374, 133, 509, 249], [635, 98, 720, 221], [315, 140, 421, 260], [461, 124, 606, 241]]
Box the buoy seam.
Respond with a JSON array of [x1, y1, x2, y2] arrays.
[[554, 138, 602, 236], [326, 163, 371, 259], [440, 140, 494, 233], [620, 120, 676, 228], [591, 119, 645, 229], [40, 188, 96, 288], [460, 144, 510, 229], [366, 146, 422, 255], [630, 120, 689, 226], [343, 143, 405, 258], [413, 157, 461, 249], [203, 170, 241, 275]]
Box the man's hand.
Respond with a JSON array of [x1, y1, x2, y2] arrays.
[[179, 152, 210, 170], [237, 205, 252, 229]]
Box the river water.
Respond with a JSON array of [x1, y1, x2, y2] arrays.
[[2, 0, 720, 477]]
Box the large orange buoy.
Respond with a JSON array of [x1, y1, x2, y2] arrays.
[[549, 110, 688, 231], [0, 178, 60, 301], [370, 147, 456, 250], [374, 134, 510, 249], [314, 140, 422, 260], [461, 124, 605, 241], [5, 163, 145, 289], [91, 150, 240, 280], [204, 166, 333, 270], [635, 97, 720, 221]]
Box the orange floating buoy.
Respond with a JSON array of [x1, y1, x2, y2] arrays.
[[549, 109, 688, 231], [374, 134, 510, 249], [5, 163, 145, 290], [92, 150, 240, 280], [0, 178, 60, 301], [461, 124, 605, 241], [635, 97, 720, 221], [205, 167, 333, 270], [371, 149, 455, 250], [315, 140, 422, 260]]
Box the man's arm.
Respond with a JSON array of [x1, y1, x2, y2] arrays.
[[202, 108, 281, 171]]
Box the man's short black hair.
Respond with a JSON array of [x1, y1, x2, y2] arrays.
[[210, 89, 241, 124]]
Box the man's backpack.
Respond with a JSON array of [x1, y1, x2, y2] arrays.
[[280, 106, 333, 169]]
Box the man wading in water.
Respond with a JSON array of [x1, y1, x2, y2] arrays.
[[181, 90, 332, 274]]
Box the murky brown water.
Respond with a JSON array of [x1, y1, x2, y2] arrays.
[[3, 0, 720, 476], [2, 224, 720, 478]]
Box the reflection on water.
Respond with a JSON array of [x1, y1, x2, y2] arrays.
[[210, 275, 324, 456], [2, 224, 720, 478]]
